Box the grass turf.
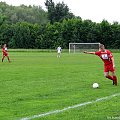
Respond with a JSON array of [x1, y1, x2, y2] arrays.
[[0, 52, 120, 120]]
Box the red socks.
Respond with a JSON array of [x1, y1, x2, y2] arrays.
[[113, 76, 117, 85], [113, 76, 117, 81], [106, 75, 117, 85]]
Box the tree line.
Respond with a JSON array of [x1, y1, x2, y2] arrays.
[[0, 1, 120, 49]]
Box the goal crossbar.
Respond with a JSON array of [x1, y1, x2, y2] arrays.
[[69, 43, 100, 53]]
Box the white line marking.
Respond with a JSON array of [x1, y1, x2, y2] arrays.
[[20, 93, 120, 120]]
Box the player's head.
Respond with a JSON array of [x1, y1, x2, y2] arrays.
[[99, 44, 105, 51], [3, 44, 6, 48]]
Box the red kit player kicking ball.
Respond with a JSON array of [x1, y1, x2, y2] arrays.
[[84, 44, 118, 86], [2, 44, 11, 62]]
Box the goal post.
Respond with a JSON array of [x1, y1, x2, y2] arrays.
[[69, 43, 100, 53]]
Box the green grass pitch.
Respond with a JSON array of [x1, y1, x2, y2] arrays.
[[0, 52, 120, 120]]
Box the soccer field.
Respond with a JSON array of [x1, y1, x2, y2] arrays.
[[0, 52, 120, 120]]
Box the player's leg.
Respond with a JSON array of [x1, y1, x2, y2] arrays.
[[111, 71, 117, 86], [104, 65, 115, 85], [104, 65, 113, 80], [57, 52, 58, 57], [2, 55, 5, 62], [7, 56, 10, 62], [104, 72, 116, 85], [57, 52, 60, 58], [104, 72, 113, 80], [109, 64, 117, 86], [5, 53, 10, 62], [59, 52, 61, 57]]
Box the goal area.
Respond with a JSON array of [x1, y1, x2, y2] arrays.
[[69, 43, 100, 53]]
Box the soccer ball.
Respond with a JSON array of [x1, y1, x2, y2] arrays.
[[92, 83, 99, 88]]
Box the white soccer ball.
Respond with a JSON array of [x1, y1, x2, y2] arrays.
[[92, 83, 99, 88]]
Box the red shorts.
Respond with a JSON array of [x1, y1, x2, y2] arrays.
[[104, 64, 114, 72], [3, 53, 8, 56]]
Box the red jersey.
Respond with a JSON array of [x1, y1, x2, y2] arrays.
[[2, 47, 8, 56], [95, 50, 113, 66]]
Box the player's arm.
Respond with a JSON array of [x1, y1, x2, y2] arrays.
[[108, 51, 115, 68], [111, 57, 115, 68], [2, 49, 6, 53], [84, 51, 95, 54]]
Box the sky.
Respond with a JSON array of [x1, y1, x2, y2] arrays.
[[1, 0, 120, 23]]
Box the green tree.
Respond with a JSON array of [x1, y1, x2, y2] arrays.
[[0, 2, 48, 24], [0, 14, 6, 25], [12, 22, 40, 48], [45, 0, 74, 24]]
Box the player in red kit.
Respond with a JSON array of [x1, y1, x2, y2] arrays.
[[84, 44, 118, 86], [2, 44, 11, 62]]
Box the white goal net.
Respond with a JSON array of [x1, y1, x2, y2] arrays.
[[69, 43, 100, 53]]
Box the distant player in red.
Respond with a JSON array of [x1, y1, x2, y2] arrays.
[[84, 44, 118, 86], [2, 44, 10, 62]]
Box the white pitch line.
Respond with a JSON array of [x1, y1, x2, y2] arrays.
[[20, 93, 120, 120]]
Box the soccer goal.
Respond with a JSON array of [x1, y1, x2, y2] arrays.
[[69, 43, 100, 53]]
